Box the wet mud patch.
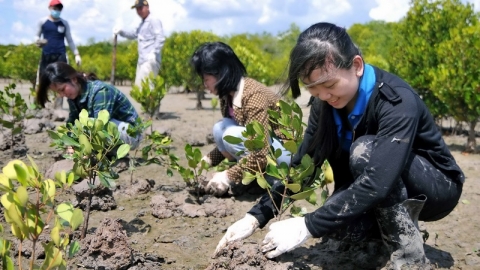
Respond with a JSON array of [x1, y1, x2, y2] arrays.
[[150, 189, 234, 219], [207, 241, 289, 270], [73, 218, 165, 270]]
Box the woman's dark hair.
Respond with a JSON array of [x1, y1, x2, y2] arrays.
[[283, 22, 362, 166], [190, 42, 246, 98], [36, 62, 97, 108]]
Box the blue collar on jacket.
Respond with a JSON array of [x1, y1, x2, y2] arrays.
[[333, 64, 376, 151]]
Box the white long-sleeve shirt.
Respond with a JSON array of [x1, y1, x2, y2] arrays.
[[119, 14, 165, 65]]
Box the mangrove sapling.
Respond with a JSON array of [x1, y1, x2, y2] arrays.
[[126, 117, 178, 184], [47, 109, 130, 239], [130, 72, 167, 131], [0, 83, 33, 158], [223, 100, 333, 219], [0, 158, 83, 269]]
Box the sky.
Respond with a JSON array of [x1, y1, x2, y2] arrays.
[[0, 0, 479, 45]]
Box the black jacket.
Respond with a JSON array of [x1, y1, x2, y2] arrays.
[[247, 67, 464, 237]]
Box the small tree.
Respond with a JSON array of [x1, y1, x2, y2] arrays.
[[130, 72, 167, 126], [0, 158, 83, 269], [224, 100, 333, 217], [0, 83, 32, 158], [125, 117, 177, 184], [47, 109, 130, 239]]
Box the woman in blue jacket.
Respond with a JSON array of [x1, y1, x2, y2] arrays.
[[213, 22, 464, 269]]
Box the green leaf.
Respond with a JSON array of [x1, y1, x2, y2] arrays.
[[15, 186, 28, 207], [56, 203, 74, 224], [79, 110, 89, 125], [265, 164, 282, 179], [290, 189, 315, 200], [278, 100, 292, 115], [12, 127, 22, 135], [51, 226, 61, 247], [242, 171, 256, 185], [97, 110, 110, 124], [2, 256, 14, 270], [42, 242, 63, 268], [68, 240, 81, 258], [223, 135, 243, 144], [13, 164, 28, 186], [70, 209, 84, 231], [47, 130, 61, 140], [320, 190, 328, 206], [166, 168, 173, 177], [43, 179, 56, 202], [252, 121, 265, 136], [306, 190, 317, 205], [301, 155, 312, 169], [283, 140, 298, 154], [256, 173, 270, 189], [116, 144, 130, 159], [61, 134, 81, 147], [285, 183, 301, 193]]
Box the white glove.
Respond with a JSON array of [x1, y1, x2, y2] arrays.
[[113, 27, 122, 35], [261, 217, 312, 258], [213, 213, 259, 257], [205, 170, 230, 196], [75, 55, 82, 66]]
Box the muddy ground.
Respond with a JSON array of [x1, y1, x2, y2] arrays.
[[1, 81, 479, 270]]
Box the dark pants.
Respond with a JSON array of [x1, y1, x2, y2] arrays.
[[328, 135, 462, 242], [39, 53, 68, 109]]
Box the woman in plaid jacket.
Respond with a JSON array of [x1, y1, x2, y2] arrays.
[[191, 42, 290, 196]]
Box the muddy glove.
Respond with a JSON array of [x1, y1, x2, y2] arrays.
[[205, 170, 230, 196], [75, 55, 81, 66], [261, 217, 312, 258], [213, 213, 259, 257]]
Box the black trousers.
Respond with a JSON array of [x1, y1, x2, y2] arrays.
[[328, 135, 463, 242]]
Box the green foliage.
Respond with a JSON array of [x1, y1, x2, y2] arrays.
[[160, 30, 220, 90], [130, 72, 167, 119], [348, 20, 395, 71], [47, 109, 129, 238], [224, 100, 332, 216], [0, 83, 32, 158], [430, 24, 480, 151], [4, 44, 40, 88], [390, 0, 478, 120], [125, 117, 178, 184], [0, 158, 83, 269], [172, 144, 210, 188]]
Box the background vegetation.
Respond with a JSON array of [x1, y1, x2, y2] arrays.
[[0, 0, 478, 148]]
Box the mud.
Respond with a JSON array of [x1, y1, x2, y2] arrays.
[[1, 82, 479, 270]]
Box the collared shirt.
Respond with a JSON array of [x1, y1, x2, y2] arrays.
[[333, 64, 376, 151], [66, 80, 139, 125], [120, 14, 165, 64]]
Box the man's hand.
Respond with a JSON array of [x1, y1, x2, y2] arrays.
[[113, 27, 122, 35], [261, 217, 312, 258], [35, 39, 48, 48], [213, 213, 259, 257], [205, 170, 230, 196], [75, 55, 82, 66]]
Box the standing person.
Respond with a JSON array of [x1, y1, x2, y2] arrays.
[[36, 62, 142, 150], [113, 0, 165, 116], [213, 22, 464, 270], [190, 42, 291, 197], [36, 0, 81, 109]]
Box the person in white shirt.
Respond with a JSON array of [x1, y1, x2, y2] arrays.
[[113, 0, 165, 88]]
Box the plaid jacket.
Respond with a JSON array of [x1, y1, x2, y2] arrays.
[[66, 80, 139, 125], [206, 77, 287, 183]]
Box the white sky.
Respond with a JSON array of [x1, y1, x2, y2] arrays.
[[0, 0, 478, 45]]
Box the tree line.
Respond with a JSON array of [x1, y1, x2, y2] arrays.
[[0, 0, 479, 150]]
